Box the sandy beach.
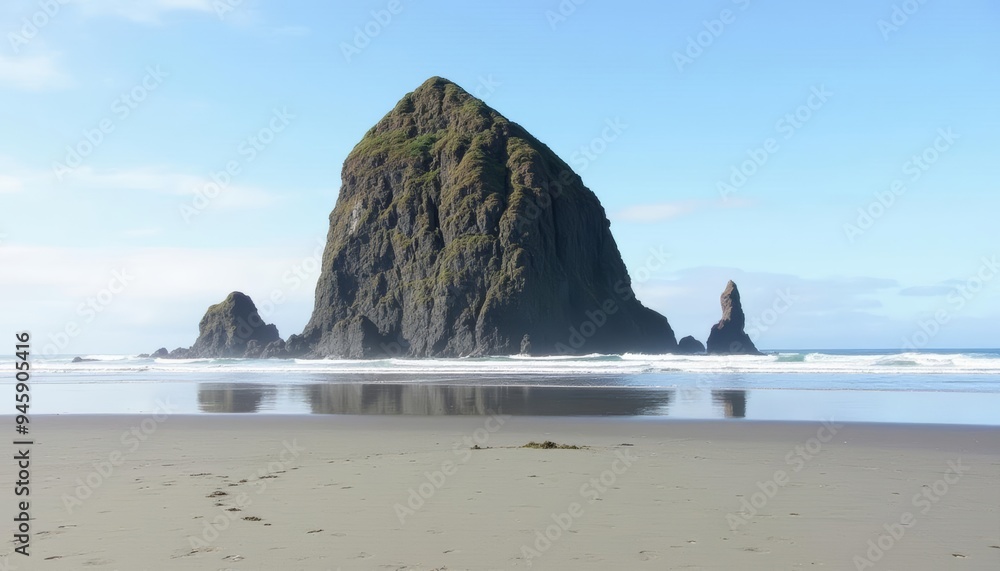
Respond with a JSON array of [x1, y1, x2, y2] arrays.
[[3, 415, 999, 570]]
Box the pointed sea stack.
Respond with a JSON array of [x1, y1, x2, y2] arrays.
[[290, 77, 677, 358], [169, 292, 283, 358], [706, 281, 761, 355]]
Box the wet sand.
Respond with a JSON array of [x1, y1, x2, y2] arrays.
[[2, 415, 999, 570]]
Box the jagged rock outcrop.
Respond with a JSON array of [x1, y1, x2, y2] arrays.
[[676, 335, 706, 355], [260, 339, 289, 359], [165, 292, 281, 358], [290, 77, 677, 358], [706, 281, 761, 355], [519, 334, 532, 356]]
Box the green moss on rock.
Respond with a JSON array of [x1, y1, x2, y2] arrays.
[[293, 77, 677, 358]]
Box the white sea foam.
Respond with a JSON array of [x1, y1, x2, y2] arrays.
[[13, 351, 1000, 376]]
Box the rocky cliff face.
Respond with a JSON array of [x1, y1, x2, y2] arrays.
[[676, 335, 706, 355], [291, 77, 677, 358], [706, 281, 761, 355], [168, 292, 283, 358]]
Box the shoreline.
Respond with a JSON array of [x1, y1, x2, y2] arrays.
[[17, 412, 1000, 430], [20, 382, 1000, 425], [3, 415, 998, 569]]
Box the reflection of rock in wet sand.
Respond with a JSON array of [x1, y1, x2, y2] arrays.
[[712, 390, 747, 418], [198, 383, 274, 413], [301, 384, 672, 416]]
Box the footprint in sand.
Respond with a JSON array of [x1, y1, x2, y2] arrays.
[[743, 547, 771, 554], [639, 550, 660, 561], [173, 547, 215, 559]]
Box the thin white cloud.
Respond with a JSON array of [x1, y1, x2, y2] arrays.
[[0, 174, 23, 193], [70, 0, 215, 23], [0, 156, 51, 189], [1, 163, 279, 210], [615, 197, 755, 223], [0, 244, 319, 299], [271, 25, 310, 37], [59, 165, 280, 209], [121, 227, 163, 238], [0, 53, 72, 91], [631, 267, 906, 349], [0, 243, 323, 352], [616, 202, 696, 222], [59, 165, 198, 193], [899, 285, 954, 297]]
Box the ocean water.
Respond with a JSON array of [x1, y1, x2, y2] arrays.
[[8, 349, 1000, 424]]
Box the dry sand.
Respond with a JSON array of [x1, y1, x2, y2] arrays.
[[2, 415, 999, 570]]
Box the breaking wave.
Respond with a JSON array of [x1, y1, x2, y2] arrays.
[[15, 350, 1000, 376]]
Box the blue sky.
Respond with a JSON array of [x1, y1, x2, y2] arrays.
[[1, 0, 998, 354]]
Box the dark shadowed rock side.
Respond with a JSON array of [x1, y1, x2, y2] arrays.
[[676, 335, 706, 355], [164, 292, 286, 358], [705, 281, 761, 355], [288, 77, 677, 358]]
